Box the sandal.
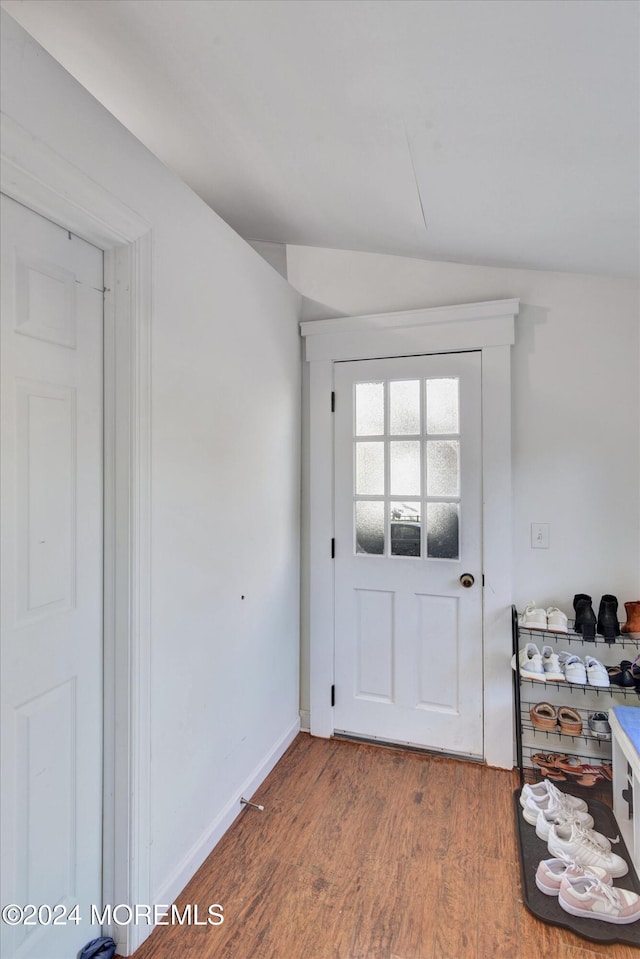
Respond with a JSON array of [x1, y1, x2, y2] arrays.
[[530, 702, 558, 731], [555, 756, 587, 775], [556, 759, 611, 784], [575, 773, 600, 787], [557, 705, 582, 736], [539, 767, 568, 781], [531, 752, 569, 771]]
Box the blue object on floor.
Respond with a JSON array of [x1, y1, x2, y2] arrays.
[[78, 936, 117, 959]]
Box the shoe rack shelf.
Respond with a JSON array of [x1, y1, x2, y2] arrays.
[[520, 744, 612, 791], [512, 606, 640, 803], [519, 704, 614, 747], [519, 623, 640, 651], [519, 677, 640, 699]]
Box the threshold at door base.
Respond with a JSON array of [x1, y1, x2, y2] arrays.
[[332, 731, 483, 762]]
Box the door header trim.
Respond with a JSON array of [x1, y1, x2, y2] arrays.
[[300, 298, 519, 362]]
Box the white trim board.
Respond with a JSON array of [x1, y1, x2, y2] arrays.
[[1, 111, 152, 956], [301, 298, 518, 769], [154, 717, 300, 913]]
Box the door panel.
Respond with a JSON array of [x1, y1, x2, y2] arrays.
[[1, 195, 104, 958], [334, 352, 483, 757]]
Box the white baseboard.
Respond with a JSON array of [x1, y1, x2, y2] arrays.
[[152, 716, 300, 917], [299, 709, 310, 732]]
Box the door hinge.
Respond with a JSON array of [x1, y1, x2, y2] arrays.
[[331, 391, 335, 412], [331, 684, 335, 707], [331, 537, 335, 559]]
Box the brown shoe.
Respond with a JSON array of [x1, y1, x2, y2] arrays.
[[557, 706, 583, 736], [622, 600, 640, 637], [530, 702, 559, 730]]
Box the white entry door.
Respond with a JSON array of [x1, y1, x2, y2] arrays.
[[0, 196, 104, 958], [334, 352, 483, 757]]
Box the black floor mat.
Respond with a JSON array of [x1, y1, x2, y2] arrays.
[[514, 788, 640, 945]]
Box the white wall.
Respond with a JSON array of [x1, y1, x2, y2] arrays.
[[287, 245, 640, 719], [1, 9, 301, 929]]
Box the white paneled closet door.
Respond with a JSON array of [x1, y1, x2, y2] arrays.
[[1, 195, 104, 958]]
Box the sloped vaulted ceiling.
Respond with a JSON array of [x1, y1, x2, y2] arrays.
[[2, 0, 638, 277]]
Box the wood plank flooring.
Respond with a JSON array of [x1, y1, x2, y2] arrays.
[[127, 733, 637, 959]]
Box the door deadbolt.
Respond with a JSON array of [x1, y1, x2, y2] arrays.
[[459, 573, 475, 588]]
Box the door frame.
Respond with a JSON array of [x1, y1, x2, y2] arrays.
[[1, 113, 152, 955], [301, 298, 519, 769]]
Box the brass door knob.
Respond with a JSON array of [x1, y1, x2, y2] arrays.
[[459, 573, 475, 588]]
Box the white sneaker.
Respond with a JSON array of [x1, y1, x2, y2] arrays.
[[518, 643, 545, 681], [558, 651, 587, 684], [535, 858, 612, 896], [535, 810, 608, 845], [520, 780, 588, 814], [541, 645, 564, 681], [520, 602, 547, 630], [547, 821, 628, 879], [522, 797, 593, 835], [559, 874, 640, 923], [546, 607, 568, 633], [585, 655, 610, 688]]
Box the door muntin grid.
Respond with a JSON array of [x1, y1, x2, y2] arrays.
[[353, 377, 461, 559]]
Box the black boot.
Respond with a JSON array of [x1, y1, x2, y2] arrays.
[[597, 594, 621, 643], [573, 594, 596, 640]]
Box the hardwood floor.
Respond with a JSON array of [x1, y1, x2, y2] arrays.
[[128, 733, 637, 959]]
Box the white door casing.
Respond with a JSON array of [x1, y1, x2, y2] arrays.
[[0, 113, 152, 956], [301, 299, 518, 769], [0, 195, 104, 959], [333, 352, 483, 756]]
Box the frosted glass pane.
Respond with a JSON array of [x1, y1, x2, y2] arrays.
[[356, 442, 384, 495], [356, 501, 384, 555], [426, 378, 459, 434], [427, 441, 459, 496], [390, 441, 420, 495], [355, 382, 384, 435], [427, 502, 459, 559], [390, 380, 420, 435]]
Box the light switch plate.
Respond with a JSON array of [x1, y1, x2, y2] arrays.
[[531, 523, 550, 549]]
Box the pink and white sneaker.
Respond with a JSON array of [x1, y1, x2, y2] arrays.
[[558, 874, 640, 923], [535, 858, 612, 896]]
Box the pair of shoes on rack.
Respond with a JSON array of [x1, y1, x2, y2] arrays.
[[574, 594, 622, 643], [558, 651, 610, 687], [531, 753, 612, 787], [516, 644, 610, 686], [530, 702, 582, 735], [537, 859, 639, 923], [520, 603, 568, 633], [529, 703, 611, 738]]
